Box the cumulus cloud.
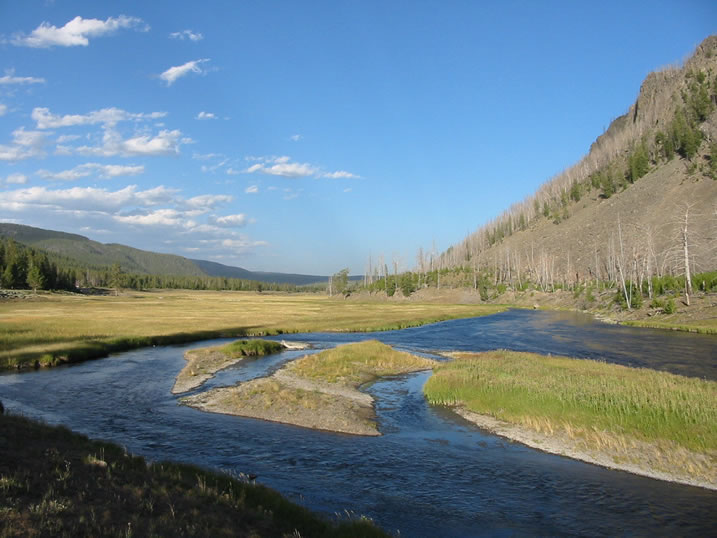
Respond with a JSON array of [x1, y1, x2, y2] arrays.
[[0, 127, 47, 161], [322, 170, 360, 179], [12, 15, 147, 48], [0, 104, 6, 116], [75, 127, 185, 157], [246, 156, 317, 178], [170, 29, 203, 41], [32, 106, 166, 129], [289, 134, 302, 142], [184, 194, 233, 212], [37, 162, 145, 181], [160, 59, 210, 86], [0, 183, 265, 262], [114, 208, 195, 228], [196, 111, 217, 120], [212, 214, 247, 227], [1, 173, 28, 185], [245, 185, 258, 194]]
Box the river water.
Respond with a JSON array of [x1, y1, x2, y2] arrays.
[[1, 310, 715, 536]]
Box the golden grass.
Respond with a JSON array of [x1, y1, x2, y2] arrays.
[[0, 290, 505, 370], [287, 340, 437, 386], [425, 350, 717, 482]]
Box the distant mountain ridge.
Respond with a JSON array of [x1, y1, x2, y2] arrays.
[[0, 223, 330, 285]]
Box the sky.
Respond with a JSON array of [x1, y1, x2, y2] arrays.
[[0, 1, 715, 275]]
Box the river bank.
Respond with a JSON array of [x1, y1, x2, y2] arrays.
[[172, 339, 298, 394], [0, 289, 505, 372], [0, 412, 387, 537], [344, 287, 717, 334]]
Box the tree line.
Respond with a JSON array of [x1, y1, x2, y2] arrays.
[[0, 238, 322, 294]]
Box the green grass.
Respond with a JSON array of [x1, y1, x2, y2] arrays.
[[622, 319, 717, 334], [424, 350, 717, 455], [0, 413, 387, 537], [288, 340, 437, 386], [0, 290, 506, 371], [221, 339, 284, 357]]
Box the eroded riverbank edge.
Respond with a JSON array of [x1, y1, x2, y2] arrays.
[[172, 340, 310, 394], [451, 407, 716, 491]]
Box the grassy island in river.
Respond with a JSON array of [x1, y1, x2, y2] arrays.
[[182, 340, 437, 436], [424, 350, 717, 489]]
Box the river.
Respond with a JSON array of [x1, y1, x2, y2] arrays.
[[1, 309, 715, 536]]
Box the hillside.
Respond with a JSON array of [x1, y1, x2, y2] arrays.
[[436, 35, 717, 287], [0, 223, 329, 285]]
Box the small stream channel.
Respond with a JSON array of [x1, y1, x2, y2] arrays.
[[1, 310, 715, 536]]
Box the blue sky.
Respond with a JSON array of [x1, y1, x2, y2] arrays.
[[0, 1, 715, 274]]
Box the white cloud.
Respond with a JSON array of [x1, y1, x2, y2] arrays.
[[226, 167, 241, 175], [0, 104, 6, 116], [76, 127, 184, 157], [32, 106, 166, 129], [184, 194, 233, 211], [245, 185, 258, 194], [160, 59, 210, 86], [37, 163, 145, 181], [201, 159, 228, 173], [0, 127, 47, 161], [322, 170, 360, 179], [213, 214, 247, 227], [114, 208, 194, 228], [221, 238, 268, 249], [1, 173, 28, 185], [196, 111, 217, 120], [243, 155, 359, 180], [290, 134, 302, 142], [0, 72, 45, 85], [246, 156, 317, 178], [56, 134, 81, 143], [0, 184, 266, 262], [170, 29, 203, 41], [193, 152, 223, 160], [0, 184, 152, 212], [12, 15, 147, 48]]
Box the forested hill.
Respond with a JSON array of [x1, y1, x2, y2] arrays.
[[432, 35, 717, 288], [0, 223, 328, 285]]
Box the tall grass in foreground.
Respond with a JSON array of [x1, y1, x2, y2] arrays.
[[0, 413, 387, 537], [424, 351, 716, 454]]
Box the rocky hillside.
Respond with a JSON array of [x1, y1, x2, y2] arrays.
[[438, 36, 717, 287]]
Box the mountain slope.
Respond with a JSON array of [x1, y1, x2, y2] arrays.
[[0, 223, 331, 285], [0, 223, 205, 276], [191, 259, 329, 285], [438, 35, 717, 284]]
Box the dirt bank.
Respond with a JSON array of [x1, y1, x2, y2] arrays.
[[453, 407, 716, 491]]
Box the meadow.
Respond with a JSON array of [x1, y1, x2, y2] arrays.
[[0, 290, 504, 370]]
